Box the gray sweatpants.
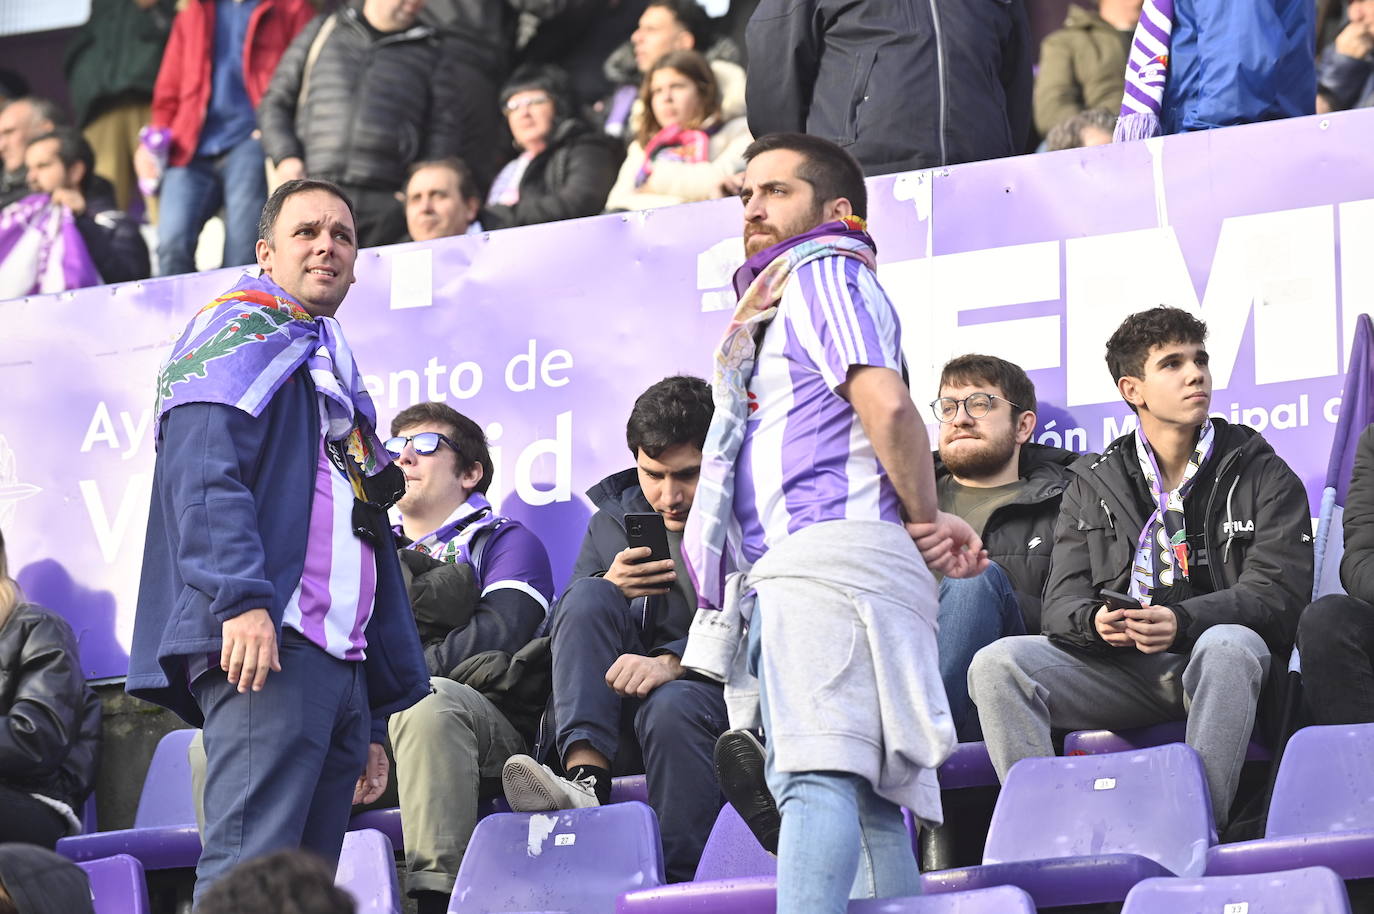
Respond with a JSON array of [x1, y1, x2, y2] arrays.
[[966, 625, 1270, 827]]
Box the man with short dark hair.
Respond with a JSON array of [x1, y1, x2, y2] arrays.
[[702, 132, 985, 913], [383, 401, 553, 914], [24, 127, 150, 284], [501, 375, 729, 884], [930, 354, 1080, 735], [0, 97, 62, 209], [128, 179, 429, 901], [969, 306, 1313, 830], [401, 158, 483, 243]]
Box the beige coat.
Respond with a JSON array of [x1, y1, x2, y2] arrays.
[[1033, 5, 1133, 135], [604, 116, 752, 212]]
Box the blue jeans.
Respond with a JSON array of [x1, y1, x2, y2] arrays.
[[749, 603, 921, 914], [937, 562, 1025, 737], [157, 132, 267, 276]]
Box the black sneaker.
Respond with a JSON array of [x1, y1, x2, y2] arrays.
[[714, 729, 780, 855]]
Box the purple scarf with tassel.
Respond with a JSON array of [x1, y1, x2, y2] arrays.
[[0, 194, 101, 299], [1115, 0, 1174, 142]]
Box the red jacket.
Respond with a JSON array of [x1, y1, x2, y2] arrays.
[[150, 0, 316, 166]]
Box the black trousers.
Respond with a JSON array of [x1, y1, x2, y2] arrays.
[[1298, 593, 1374, 725], [0, 783, 69, 849]]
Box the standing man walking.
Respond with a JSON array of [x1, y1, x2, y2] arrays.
[[127, 179, 429, 901], [687, 133, 984, 913]]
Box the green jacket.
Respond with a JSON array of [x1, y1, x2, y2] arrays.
[[64, 0, 175, 126], [1033, 5, 1132, 136]]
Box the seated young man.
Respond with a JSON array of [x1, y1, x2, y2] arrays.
[[501, 375, 728, 883], [931, 354, 1080, 736], [385, 402, 554, 914], [1298, 420, 1374, 726], [968, 306, 1313, 830]]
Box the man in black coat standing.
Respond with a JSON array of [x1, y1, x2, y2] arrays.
[[744, 0, 1034, 176]]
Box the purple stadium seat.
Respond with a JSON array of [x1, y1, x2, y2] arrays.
[[1123, 866, 1351, 913], [923, 743, 1216, 908], [1063, 721, 1270, 762], [336, 828, 402, 914], [934, 742, 998, 790], [617, 880, 1035, 913], [57, 729, 202, 870], [693, 802, 777, 881], [77, 854, 151, 914], [1207, 724, 1374, 880], [349, 772, 650, 854], [448, 801, 664, 913]]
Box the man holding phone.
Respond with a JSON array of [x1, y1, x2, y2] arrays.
[[501, 375, 728, 884], [968, 307, 1313, 831]]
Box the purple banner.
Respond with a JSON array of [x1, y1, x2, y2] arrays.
[[3, 109, 1373, 679]]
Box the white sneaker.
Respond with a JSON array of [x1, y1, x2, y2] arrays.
[[502, 754, 602, 811]]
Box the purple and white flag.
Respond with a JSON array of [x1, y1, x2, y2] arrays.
[[0, 194, 101, 298]]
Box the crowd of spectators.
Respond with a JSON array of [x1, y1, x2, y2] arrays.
[[0, 0, 1346, 297]]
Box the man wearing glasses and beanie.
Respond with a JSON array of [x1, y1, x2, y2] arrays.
[[383, 402, 554, 914], [127, 179, 429, 901], [930, 354, 1082, 737]]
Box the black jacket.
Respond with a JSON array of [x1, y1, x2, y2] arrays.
[[63, 0, 175, 126], [0, 604, 101, 814], [1340, 423, 1374, 602], [483, 117, 624, 229], [1042, 419, 1313, 656], [0, 845, 94, 914], [76, 176, 151, 285], [258, 7, 502, 193], [566, 468, 693, 658], [935, 442, 1081, 634], [744, 0, 1034, 176]]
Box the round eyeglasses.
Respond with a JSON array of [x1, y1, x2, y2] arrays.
[[383, 432, 460, 458], [929, 393, 1023, 423]]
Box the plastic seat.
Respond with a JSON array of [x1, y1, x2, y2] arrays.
[[350, 771, 651, 854], [616, 880, 1036, 913], [693, 802, 777, 881], [1063, 721, 1270, 762], [58, 729, 202, 869], [923, 743, 1216, 908], [335, 828, 402, 914], [1207, 723, 1374, 880], [1123, 866, 1351, 913], [448, 801, 664, 913], [934, 742, 998, 791], [77, 854, 151, 914]]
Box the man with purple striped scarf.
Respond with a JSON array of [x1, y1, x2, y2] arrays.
[[688, 133, 987, 913], [127, 179, 429, 900]]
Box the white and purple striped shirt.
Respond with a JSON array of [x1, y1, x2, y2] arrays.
[[279, 437, 378, 661], [733, 254, 905, 563]]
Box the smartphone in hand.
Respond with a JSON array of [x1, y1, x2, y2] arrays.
[[625, 512, 672, 563], [1099, 589, 1142, 610]]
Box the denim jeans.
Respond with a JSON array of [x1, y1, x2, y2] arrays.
[[937, 561, 1025, 736], [749, 603, 922, 914], [156, 132, 267, 276]]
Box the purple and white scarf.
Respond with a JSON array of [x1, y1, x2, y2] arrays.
[[399, 493, 503, 566], [1130, 420, 1214, 601], [1115, 0, 1174, 142], [0, 194, 101, 299]]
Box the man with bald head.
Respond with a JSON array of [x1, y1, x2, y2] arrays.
[[0, 97, 61, 208], [128, 178, 428, 901]]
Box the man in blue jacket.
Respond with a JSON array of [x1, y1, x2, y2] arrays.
[[127, 179, 429, 900], [501, 375, 729, 884]]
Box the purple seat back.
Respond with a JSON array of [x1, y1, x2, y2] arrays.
[[335, 829, 401, 914], [1268, 723, 1374, 837], [693, 803, 777, 881], [984, 743, 1215, 877], [77, 854, 150, 914], [1123, 865, 1352, 913], [1064, 722, 1270, 762], [848, 885, 1036, 912], [935, 742, 999, 791], [450, 801, 664, 913], [133, 729, 198, 829]]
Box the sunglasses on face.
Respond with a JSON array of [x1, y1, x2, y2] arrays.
[[383, 432, 459, 458]]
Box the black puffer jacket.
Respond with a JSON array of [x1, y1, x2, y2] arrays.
[[0, 604, 101, 814], [483, 117, 624, 229], [934, 442, 1082, 634], [1339, 423, 1374, 602], [1042, 420, 1313, 656], [258, 7, 502, 192], [745, 0, 1034, 176]]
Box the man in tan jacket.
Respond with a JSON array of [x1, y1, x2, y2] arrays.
[[1034, 0, 1142, 137]]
